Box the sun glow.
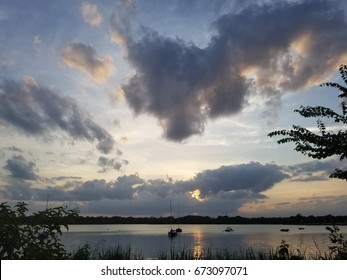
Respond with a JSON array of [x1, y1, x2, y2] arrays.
[[190, 189, 205, 202]]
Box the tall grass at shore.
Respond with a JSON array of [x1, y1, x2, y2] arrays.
[[72, 238, 345, 260], [155, 242, 325, 260], [70, 226, 347, 260], [78, 244, 144, 260], [69, 225, 347, 260]]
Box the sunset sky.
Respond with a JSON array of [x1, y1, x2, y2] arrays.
[[1, 0, 347, 217]]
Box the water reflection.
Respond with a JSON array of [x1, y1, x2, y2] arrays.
[[193, 230, 203, 259]]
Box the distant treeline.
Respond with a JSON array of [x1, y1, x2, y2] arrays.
[[71, 214, 347, 225]]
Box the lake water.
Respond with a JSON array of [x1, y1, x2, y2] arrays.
[[60, 224, 347, 259]]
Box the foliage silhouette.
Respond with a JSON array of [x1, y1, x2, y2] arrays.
[[0, 202, 81, 259], [268, 64, 347, 180], [326, 225, 347, 259]]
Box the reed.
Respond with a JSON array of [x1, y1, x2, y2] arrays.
[[74, 242, 343, 260], [94, 244, 143, 260], [87, 242, 340, 260], [71, 227, 347, 260]]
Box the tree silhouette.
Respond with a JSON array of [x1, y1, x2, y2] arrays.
[[268, 64, 347, 180], [0, 202, 80, 259]]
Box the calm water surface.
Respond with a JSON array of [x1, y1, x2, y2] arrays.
[[60, 224, 347, 259]]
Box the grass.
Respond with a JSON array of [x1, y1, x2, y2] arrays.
[[67, 226, 347, 260], [70, 240, 344, 260], [95, 244, 143, 260], [155, 243, 341, 260]]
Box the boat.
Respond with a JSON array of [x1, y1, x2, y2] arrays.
[[168, 228, 178, 237], [176, 227, 182, 233], [38, 195, 50, 240], [175, 202, 183, 233], [298, 227, 305, 230], [168, 200, 177, 238], [280, 228, 289, 232], [224, 226, 234, 232]]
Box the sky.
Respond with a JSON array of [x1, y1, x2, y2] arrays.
[[1, 0, 347, 218]]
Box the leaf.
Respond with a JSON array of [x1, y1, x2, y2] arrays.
[[268, 64, 347, 180]]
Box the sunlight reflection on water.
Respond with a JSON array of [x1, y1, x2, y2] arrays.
[[193, 230, 203, 259]]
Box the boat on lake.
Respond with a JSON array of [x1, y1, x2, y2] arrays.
[[38, 195, 50, 240], [224, 226, 234, 232], [168, 200, 178, 238], [175, 202, 183, 233], [298, 227, 305, 230], [280, 228, 289, 232], [168, 228, 178, 237]]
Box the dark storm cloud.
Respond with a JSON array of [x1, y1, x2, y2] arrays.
[[0, 174, 144, 202], [68, 175, 144, 201], [211, 0, 347, 91], [139, 178, 179, 198], [134, 162, 287, 202], [0, 179, 34, 200], [217, 189, 267, 201], [0, 180, 72, 202], [181, 162, 288, 197], [136, 162, 287, 199], [117, 0, 347, 141], [2, 159, 338, 214], [2, 159, 339, 216], [0, 78, 115, 153], [1, 162, 286, 204], [4, 155, 38, 181], [122, 30, 250, 141]]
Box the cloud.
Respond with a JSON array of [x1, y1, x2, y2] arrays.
[[97, 156, 129, 173], [61, 42, 114, 83], [4, 155, 38, 181], [0, 162, 287, 216], [117, 0, 347, 141], [189, 162, 288, 197], [4, 159, 344, 216], [0, 179, 35, 201], [67, 175, 144, 201], [51, 176, 83, 181], [0, 78, 115, 154], [3, 146, 23, 153], [81, 3, 102, 26], [284, 158, 347, 181], [110, 0, 134, 49], [6, 159, 347, 217], [211, 0, 347, 91]]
